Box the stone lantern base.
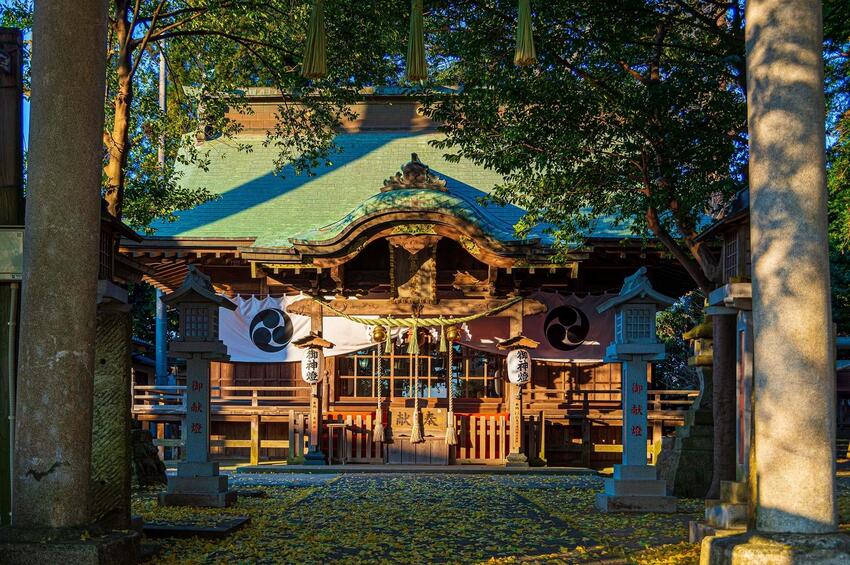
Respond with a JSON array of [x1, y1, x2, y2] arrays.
[[700, 532, 850, 564], [0, 527, 140, 565], [595, 465, 676, 513], [158, 461, 236, 508]]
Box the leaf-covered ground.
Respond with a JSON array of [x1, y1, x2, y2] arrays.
[[134, 473, 850, 564]]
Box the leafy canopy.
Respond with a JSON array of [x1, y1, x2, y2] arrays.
[[422, 1, 747, 292]]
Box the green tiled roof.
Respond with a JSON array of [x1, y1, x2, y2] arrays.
[[149, 132, 631, 247]]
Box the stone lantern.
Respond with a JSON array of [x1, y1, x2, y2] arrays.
[[595, 267, 676, 513], [293, 333, 334, 465], [159, 266, 237, 507], [498, 335, 539, 467]]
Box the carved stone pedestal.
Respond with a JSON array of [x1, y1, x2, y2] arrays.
[[159, 461, 236, 508], [595, 465, 676, 513]]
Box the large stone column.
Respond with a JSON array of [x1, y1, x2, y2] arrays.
[[11, 0, 108, 528], [708, 312, 737, 500], [702, 0, 850, 560], [746, 0, 834, 535]]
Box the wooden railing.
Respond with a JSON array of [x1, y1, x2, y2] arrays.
[[526, 388, 699, 417], [132, 384, 311, 414]]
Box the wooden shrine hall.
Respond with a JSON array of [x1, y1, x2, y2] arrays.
[[124, 91, 697, 468]]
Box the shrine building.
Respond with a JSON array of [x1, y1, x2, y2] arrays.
[[124, 90, 696, 468]]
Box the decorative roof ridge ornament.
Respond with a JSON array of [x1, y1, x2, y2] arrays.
[[382, 153, 447, 192], [597, 266, 676, 313], [163, 265, 237, 311]]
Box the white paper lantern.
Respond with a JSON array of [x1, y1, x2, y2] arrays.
[[506, 349, 531, 385], [301, 347, 323, 384]]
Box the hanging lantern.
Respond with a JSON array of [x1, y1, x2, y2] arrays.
[[506, 348, 531, 385], [301, 346, 324, 385], [372, 325, 387, 344]]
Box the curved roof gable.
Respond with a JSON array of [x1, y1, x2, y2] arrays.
[[290, 188, 535, 246]]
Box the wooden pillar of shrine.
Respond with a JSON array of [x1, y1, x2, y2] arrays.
[[505, 310, 529, 467], [303, 304, 326, 465]]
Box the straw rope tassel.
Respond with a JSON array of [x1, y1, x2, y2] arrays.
[[373, 339, 385, 443], [445, 341, 458, 446], [406, 0, 427, 82], [409, 319, 424, 443], [514, 0, 536, 66], [301, 0, 327, 78]]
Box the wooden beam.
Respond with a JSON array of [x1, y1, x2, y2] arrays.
[[287, 297, 547, 318]]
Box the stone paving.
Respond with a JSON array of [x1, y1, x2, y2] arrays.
[[136, 472, 708, 563]]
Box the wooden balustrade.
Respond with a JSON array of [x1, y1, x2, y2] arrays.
[[132, 384, 311, 415], [137, 383, 698, 465]]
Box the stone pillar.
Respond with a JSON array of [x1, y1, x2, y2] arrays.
[[708, 312, 737, 499], [736, 312, 753, 481], [90, 303, 132, 528], [621, 359, 649, 466], [159, 355, 235, 507], [702, 0, 850, 560], [746, 0, 834, 535], [11, 0, 108, 529], [596, 355, 675, 513]]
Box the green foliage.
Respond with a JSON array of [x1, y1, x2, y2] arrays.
[[107, 0, 409, 230], [825, 0, 850, 333], [5, 0, 410, 231], [655, 292, 704, 390], [421, 1, 747, 290], [0, 0, 31, 96], [129, 283, 178, 343]]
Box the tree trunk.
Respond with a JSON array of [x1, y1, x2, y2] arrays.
[[104, 5, 133, 219], [707, 312, 737, 499]]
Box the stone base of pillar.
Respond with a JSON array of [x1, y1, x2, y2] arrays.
[[505, 452, 529, 467], [690, 480, 748, 543], [700, 532, 850, 565], [690, 521, 745, 545], [303, 450, 327, 465], [0, 527, 140, 564], [595, 465, 676, 513], [158, 461, 236, 508]]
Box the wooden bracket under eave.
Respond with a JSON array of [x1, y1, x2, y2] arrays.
[[496, 335, 540, 350]]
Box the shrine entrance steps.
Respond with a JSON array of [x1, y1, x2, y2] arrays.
[[234, 464, 596, 475]]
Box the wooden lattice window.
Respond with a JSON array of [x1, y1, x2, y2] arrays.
[[98, 229, 113, 281], [724, 234, 739, 282], [337, 339, 503, 400]]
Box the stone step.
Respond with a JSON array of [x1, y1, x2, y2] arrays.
[[705, 499, 747, 529], [596, 492, 677, 513], [603, 478, 667, 496], [720, 480, 748, 504]]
